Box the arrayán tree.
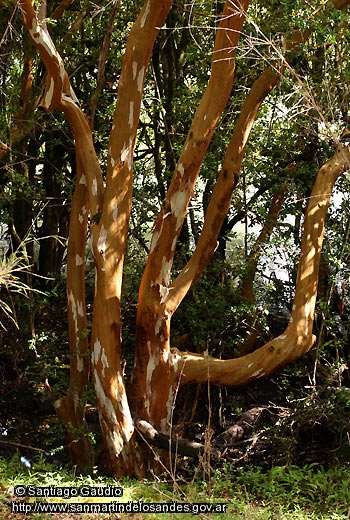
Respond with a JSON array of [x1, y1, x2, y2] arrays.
[[14, 0, 350, 476]]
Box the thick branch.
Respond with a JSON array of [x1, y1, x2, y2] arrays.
[[135, 418, 209, 458], [167, 66, 282, 314], [89, 0, 174, 473], [131, 0, 250, 428], [19, 0, 104, 218], [19, 0, 71, 109], [137, 0, 250, 339], [175, 147, 350, 387]]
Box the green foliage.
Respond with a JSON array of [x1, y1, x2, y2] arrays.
[[229, 463, 350, 517], [0, 456, 349, 519], [0, 245, 41, 329]]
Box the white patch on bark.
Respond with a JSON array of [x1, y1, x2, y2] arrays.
[[252, 368, 264, 378], [43, 77, 55, 108], [92, 177, 98, 196], [77, 355, 84, 372], [94, 370, 124, 455], [162, 349, 169, 363], [61, 93, 76, 106], [177, 162, 185, 176], [159, 284, 169, 304], [69, 85, 79, 105], [110, 157, 115, 168], [101, 347, 109, 376], [140, 0, 150, 28], [248, 362, 254, 368], [68, 291, 78, 334], [115, 371, 134, 439], [79, 174, 87, 185], [105, 427, 123, 458], [75, 254, 83, 266], [204, 114, 207, 120], [33, 26, 55, 61], [279, 334, 287, 339], [28, 22, 65, 106], [129, 101, 134, 129], [137, 66, 145, 92], [155, 316, 162, 336], [164, 348, 182, 375], [145, 341, 158, 416], [92, 339, 102, 367], [112, 203, 118, 222], [160, 256, 172, 286], [121, 138, 133, 169], [149, 221, 163, 254], [77, 300, 84, 317], [116, 371, 126, 414], [132, 61, 138, 80], [97, 225, 108, 260], [170, 190, 188, 229], [171, 236, 177, 252]]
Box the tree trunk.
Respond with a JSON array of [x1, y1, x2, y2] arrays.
[[132, 0, 251, 435], [19, 0, 350, 478]]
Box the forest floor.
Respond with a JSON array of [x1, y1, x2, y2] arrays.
[[0, 297, 349, 519], [1, 369, 349, 520]]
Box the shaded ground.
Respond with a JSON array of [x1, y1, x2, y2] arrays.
[[0, 295, 349, 520]]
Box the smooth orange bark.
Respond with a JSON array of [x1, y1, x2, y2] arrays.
[[176, 147, 350, 386], [132, 0, 251, 431]]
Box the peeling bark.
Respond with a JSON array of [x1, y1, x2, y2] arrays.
[[88, 0, 174, 476], [18, 0, 350, 478], [167, 66, 283, 314], [132, 0, 251, 432], [54, 156, 92, 468]]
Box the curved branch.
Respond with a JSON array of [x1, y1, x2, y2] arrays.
[[175, 147, 350, 387], [19, 0, 104, 218]]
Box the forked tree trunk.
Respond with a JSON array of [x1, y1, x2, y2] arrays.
[[132, 0, 251, 432], [19, 0, 173, 476], [19, 0, 350, 477]]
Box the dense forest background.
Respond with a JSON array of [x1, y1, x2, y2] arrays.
[[0, 0, 349, 484]]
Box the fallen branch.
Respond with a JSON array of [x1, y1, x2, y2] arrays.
[[0, 439, 50, 456], [134, 418, 219, 458]]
